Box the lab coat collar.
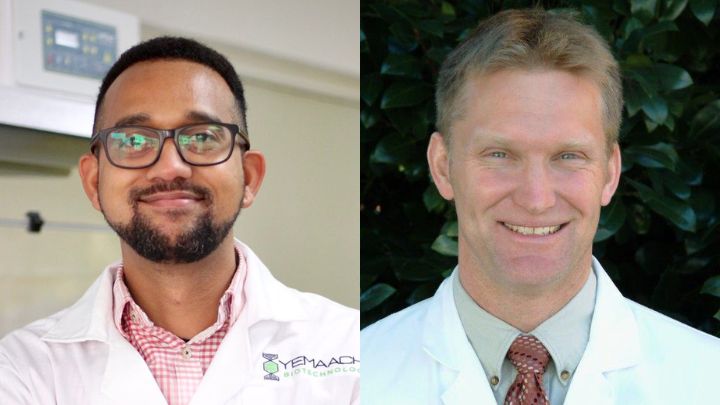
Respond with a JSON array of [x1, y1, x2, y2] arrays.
[[421, 269, 496, 404], [562, 258, 641, 404], [39, 239, 311, 403], [421, 258, 642, 404], [41, 238, 309, 342]]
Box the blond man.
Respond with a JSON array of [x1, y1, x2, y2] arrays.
[[362, 9, 720, 405]]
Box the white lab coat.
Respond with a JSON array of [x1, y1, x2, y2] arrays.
[[0, 241, 359, 404], [361, 258, 720, 404]]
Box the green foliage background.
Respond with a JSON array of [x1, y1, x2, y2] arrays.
[[361, 0, 720, 336]]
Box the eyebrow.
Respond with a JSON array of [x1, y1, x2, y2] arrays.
[[113, 111, 225, 128], [474, 130, 594, 150]]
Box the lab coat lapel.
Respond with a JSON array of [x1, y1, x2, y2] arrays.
[[101, 327, 167, 404], [564, 259, 641, 405], [189, 242, 309, 404], [422, 273, 495, 405], [188, 311, 252, 404], [41, 265, 166, 404]]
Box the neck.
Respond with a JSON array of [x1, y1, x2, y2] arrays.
[[119, 235, 237, 340], [458, 254, 591, 333]]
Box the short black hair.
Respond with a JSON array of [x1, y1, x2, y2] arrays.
[[93, 36, 247, 134]]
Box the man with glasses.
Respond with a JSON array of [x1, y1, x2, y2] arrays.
[[0, 37, 359, 404]]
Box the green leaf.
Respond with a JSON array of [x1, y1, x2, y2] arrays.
[[689, 99, 720, 138], [381, 54, 422, 78], [660, 0, 689, 20], [654, 64, 693, 90], [360, 283, 396, 311], [622, 17, 645, 39], [624, 83, 646, 117], [416, 19, 444, 38], [629, 203, 652, 234], [700, 275, 720, 297], [624, 143, 679, 171], [690, 189, 715, 222], [361, 74, 383, 106], [690, 0, 717, 25], [423, 185, 445, 213], [388, 21, 416, 47], [685, 222, 718, 254], [642, 21, 679, 37], [380, 81, 432, 109], [442, 220, 458, 237], [595, 198, 628, 242], [677, 159, 703, 186], [631, 0, 659, 22], [627, 179, 697, 231], [662, 170, 692, 199], [370, 134, 412, 165], [361, 108, 380, 129], [406, 282, 439, 305], [441, 1, 456, 18], [431, 234, 458, 256], [641, 92, 669, 124]]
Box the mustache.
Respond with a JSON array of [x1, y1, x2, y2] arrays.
[[128, 179, 212, 205]]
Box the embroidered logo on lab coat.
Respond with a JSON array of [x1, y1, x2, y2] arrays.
[[261, 353, 360, 381]]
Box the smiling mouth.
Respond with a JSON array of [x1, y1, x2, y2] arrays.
[[502, 222, 564, 236]]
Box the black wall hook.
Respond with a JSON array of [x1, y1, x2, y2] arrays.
[[26, 211, 44, 233]]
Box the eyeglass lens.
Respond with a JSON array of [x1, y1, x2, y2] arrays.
[[106, 124, 234, 167]]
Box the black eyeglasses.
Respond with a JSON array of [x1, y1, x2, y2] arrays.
[[89, 122, 250, 169]]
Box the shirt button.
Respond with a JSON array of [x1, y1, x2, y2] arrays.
[[561, 370, 571, 381], [181, 345, 192, 359], [490, 376, 500, 386]]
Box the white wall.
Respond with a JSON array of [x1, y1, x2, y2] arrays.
[[0, 0, 358, 335]]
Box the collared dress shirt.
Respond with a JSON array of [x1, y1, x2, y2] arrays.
[[453, 269, 596, 405], [111, 248, 247, 405]]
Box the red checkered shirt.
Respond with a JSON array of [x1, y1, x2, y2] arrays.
[[111, 249, 247, 405]]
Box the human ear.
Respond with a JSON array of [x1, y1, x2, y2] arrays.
[[240, 150, 266, 208], [78, 152, 102, 211], [427, 132, 455, 201], [600, 143, 622, 206]]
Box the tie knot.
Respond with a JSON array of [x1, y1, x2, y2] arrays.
[[507, 335, 550, 375]]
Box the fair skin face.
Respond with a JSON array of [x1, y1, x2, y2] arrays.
[[78, 60, 265, 339], [428, 69, 621, 332]]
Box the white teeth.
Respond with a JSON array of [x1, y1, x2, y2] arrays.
[[503, 223, 561, 236]]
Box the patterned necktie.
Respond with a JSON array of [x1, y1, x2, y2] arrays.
[[504, 335, 551, 405]]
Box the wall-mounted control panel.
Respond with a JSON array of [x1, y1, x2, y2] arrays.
[[1, 0, 139, 98], [41, 10, 118, 80]]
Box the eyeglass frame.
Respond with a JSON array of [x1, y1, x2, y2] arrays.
[[89, 122, 251, 169]]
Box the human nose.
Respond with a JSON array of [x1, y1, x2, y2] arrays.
[[145, 138, 192, 181], [511, 161, 557, 214]]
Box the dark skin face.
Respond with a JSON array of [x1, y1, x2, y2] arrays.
[[77, 59, 266, 338], [79, 60, 265, 260]]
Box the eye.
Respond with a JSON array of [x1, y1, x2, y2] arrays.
[[488, 151, 507, 158], [112, 133, 152, 150], [559, 152, 580, 160]]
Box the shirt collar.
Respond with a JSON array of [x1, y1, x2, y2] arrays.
[[453, 268, 596, 384], [111, 245, 248, 343]]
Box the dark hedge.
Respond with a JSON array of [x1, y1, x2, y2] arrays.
[[361, 0, 720, 336]]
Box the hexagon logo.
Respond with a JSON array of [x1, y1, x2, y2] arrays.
[[263, 353, 280, 381]]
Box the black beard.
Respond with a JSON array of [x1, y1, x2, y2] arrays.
[[106, 210, 236, 264], [100, 179, 240, 264]]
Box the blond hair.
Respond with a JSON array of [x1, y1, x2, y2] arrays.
[[436, 8, 622, 147]]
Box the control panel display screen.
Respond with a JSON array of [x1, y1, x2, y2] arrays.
[[55, 30, 80, 49], [42, 11, 117, 79]]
